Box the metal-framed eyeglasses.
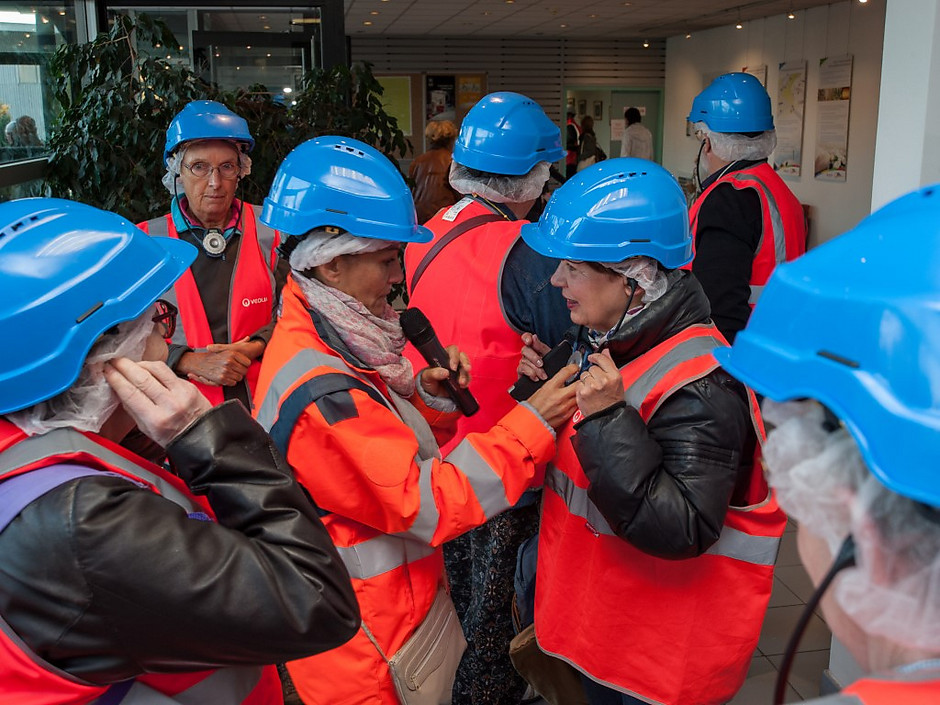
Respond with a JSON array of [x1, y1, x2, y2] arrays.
[[181, 161, 240, 180]]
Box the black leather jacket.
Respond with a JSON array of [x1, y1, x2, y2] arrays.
[[571, 269, 756, 560], [0, 401, 360, 684]]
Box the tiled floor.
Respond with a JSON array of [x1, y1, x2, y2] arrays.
[[729, 518, 831, 704]]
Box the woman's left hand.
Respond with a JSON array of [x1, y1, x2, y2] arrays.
[[576, 350, 624, 417], [419, 345, 471, 399]]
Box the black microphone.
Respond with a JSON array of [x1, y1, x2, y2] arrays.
[[400, 308, 479, 417]]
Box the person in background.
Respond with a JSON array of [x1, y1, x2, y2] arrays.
[[717, 183, 940, 704], [405, 91, 571, 705], [409, 119, 461, 224], [518, 159, 785, 705], [576, 115, 602, 172], [619, 107, 653, 160], [0, 198, 359, 704], [138, 100, 288, 408], [686, 72, 805, 343], [253, 135, 579, 705], [566, 110, 581, 181]]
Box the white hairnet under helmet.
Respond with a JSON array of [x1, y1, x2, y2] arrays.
[[161, 142, 253, 195], [289, 228, 397, 273], [602, 256, 669, 303], [762, 399, 940, 656], [694, 121, 777, 162], [449, 160, 550, 204], [6, 311, 155, 436]]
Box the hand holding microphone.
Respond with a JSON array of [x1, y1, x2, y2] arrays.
[[400, 308, 480, 417]]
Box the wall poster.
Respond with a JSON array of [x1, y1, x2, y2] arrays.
[[376, 76, 413, 137], [774, 60, 807, 179], [814, 55, 853, 182], [426, 75, 456, 122]]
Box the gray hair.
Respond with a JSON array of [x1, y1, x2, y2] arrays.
[[694, 121, 777, 162]]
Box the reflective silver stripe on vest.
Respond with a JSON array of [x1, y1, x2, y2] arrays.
[[256, 348, 440, 574], [728, 172, 788, 305], [0, 428, 200, 513], [255, 348, 369, 431], [446, 437, 514, 520], [337, 532, 437, 581], [119, 665, 263, 704], [748, 284, 764, 305], [545, 468, 778, 566], [623, 331, 723, 412]]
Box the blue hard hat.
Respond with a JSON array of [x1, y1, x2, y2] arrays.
[[261, 136, 431, 243], [0, 198, 196, 415], [453, 92, 566, 175], [164, 100, 255, 165], [715, 183, 940, 508], [520, 158, 691, 268], [687, 73, 774, 133]]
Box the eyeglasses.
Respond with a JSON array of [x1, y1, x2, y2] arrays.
[[181, 161, 240, 180], [152, 299, 178, 339]]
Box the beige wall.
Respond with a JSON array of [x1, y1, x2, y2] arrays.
[[663, 0, 887, 246]]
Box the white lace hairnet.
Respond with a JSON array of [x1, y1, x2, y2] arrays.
[[694, 121, 777, 162], [449, 160, 550, 204], [290, 228, 396, 275], [603, 255, 669, 302], [762, 398, 940, 654], [6, 311, 156, 436], [162, 142, 253, 195]]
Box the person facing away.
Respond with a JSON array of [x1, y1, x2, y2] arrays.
[[517, 158, 785, 705], [252, 135, 579, 705], [0, 197, 359, 705], [717, 182, 940, 704], [137, 100, 289, 409], [619, 107, 653, 160], [686, 72, 805, 343], [408, 119, 461, 224], [403, 90, 572, 705]]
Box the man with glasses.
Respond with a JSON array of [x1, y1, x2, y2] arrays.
[[0, 198, 359, 704], [138, 100, 288, 409]]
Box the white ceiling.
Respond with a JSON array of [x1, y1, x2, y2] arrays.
[[344, 0, 856, 39]]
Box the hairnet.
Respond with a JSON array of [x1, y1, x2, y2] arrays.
[[761, 398, 940, 654], [162, 142, 253, 195], [449, 160, 550, 204], [694, 121, 777, 162], [6, 311, 155, 436], [290, 228, 397, 274], [603, 256, 669, 303]]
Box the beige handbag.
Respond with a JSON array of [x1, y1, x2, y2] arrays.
[[363, 585, 467, 705]]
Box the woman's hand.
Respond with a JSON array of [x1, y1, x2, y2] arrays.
[[575, 350, 624, 417], [419, 345, 471, 400], [104, 358, 212, 447], [517, 332, 552, 382], [527, 363, 580, 429]]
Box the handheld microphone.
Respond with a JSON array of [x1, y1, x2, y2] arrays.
[[400, 308, 479, 417]]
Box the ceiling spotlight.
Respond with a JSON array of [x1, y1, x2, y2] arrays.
[[370, 10, 379, 14], [642, 40, 650, 48], [788, 12, 795, 19], [685, 32, 691, 39], [560, 23, 567, 28], [736, 21, 743, 29], [363, 20, 373, 25]]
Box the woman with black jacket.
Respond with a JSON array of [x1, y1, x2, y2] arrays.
[[516, 159, 786, 705]]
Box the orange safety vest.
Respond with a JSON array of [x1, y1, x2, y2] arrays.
[[405, 197, 524, 453], [138, 201, 279, 406], [535, 323, 786, 705], [809, 666, 940, 704], [253, 277, 555, 705], [687, 162, 806, 307], [0, 420, 282, 705]]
